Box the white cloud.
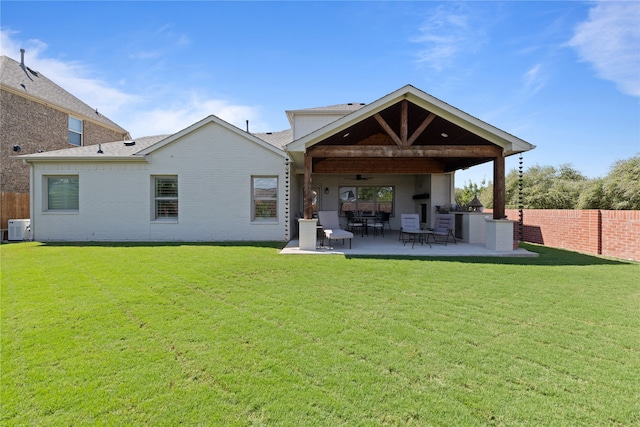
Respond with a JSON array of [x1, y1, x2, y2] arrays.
[[568, 1, 640, 97], [0, 29, 140, 114], [1, 29, 270, 138], [130, 95, 265, 137], [523, 63, 546, 95], [410, 4, 486, 71]]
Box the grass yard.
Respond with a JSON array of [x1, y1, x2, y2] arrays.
[[1, 242, 638, 426]]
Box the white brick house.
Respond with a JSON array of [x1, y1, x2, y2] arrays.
[[21, 85, 534, 243]]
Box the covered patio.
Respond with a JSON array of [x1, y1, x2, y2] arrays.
[[285, 85, 535, 253]]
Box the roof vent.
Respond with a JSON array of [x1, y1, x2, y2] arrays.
[[124, 141, 136, 146], [20, 48, 25, 68], [97, 144, 104, 154]]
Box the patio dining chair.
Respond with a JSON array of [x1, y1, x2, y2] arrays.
[[381, 211, 391, 231], [344, 211, 365, 237], [367, 211, 385, 237]]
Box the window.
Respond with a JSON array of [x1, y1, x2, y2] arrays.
[[154, 176, 178, 220], [68, 116, 83, 146], [252, 176, 278, 221], [46, 176, 79, 211], [339, 186, 394, 216]]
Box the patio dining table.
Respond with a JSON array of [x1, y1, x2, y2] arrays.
[[353, 215, 377, 236]]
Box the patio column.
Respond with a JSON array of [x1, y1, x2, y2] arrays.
[[299, 152, 317, 250], [493, 152, 505, 219], [303, 152, 313, 219], [486, 151, 513, 251]]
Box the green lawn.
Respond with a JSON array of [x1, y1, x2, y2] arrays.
[[1, 242, 638, 426]]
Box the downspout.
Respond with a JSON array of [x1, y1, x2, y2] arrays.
[[24, 159, 35, 241]]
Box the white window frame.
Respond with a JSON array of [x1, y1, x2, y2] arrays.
[[252, 176, 278, 223], [44, 175, 79, 213], [152, 176, 178, 222], [338, 185, 395, 217], [68, 116, 83, 146]]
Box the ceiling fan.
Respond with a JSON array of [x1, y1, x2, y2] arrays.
[[347, 174, 373, 181]]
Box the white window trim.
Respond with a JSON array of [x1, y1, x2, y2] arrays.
[[44, 175, 79, 213], [152, 175, 179, 223], [252, 176, 278, 223], [68, 116, 83, 146], [338, 185, 395, 217]]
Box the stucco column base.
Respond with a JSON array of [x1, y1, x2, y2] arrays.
[[298, 218, 318, 251], [485, 219, 515, 251]]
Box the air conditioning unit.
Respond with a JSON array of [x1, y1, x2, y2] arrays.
[[8, 219, 31, 241]]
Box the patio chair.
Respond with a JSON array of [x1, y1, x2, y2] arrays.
[[318, 211, 354, 249], [430, 214, 457, 246], [400, 213, 430, 248], [381, 211, 391, 231], [344, 210, 365, 237], [399, 213, 420, 241], [367, 211, 385, 237]]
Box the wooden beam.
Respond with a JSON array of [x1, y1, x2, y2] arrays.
[[400, 99, 408, 146], [304, 153, 313, 219], [407, 112, 436, 146], [308, 145, 502, 158], [374, 113, 403, 146], [313, 157, 446, 174], [493, 153, 505, 219]]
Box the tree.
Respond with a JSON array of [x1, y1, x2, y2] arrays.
[[504, 164, 587, 209], [601, 155, 640, 210], [576, 178, 610, 209], [455, 179, 488, 208], [458, 156, 639, 210]]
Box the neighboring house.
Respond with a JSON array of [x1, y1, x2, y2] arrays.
[[0, 51, 130, 229], [20, 84, 534, 243]]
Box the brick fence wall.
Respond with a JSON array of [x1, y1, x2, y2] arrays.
[[498, 209, 640, 262]]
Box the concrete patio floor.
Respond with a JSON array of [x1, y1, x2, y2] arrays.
[[281, 229, 539, 257]]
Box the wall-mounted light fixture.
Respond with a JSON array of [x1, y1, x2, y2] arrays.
[[324, 187, 329, 194], [12, 145, 21, 152]]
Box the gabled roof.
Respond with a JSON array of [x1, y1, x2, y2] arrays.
[[19, 135, 169, 162], [286, 84, 535, 155], [136, 114, 287, 158], [0, 55, 129, 135], [21, 114, 290, 163]]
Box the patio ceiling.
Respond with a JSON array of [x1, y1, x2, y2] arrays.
[[307, 99, 503, 175]]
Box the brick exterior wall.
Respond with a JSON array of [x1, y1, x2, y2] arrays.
[[0, 89, 128, 229], [1, 90, 68, 194], [500, 208, 640, 262], [84, 120, 129, 146]]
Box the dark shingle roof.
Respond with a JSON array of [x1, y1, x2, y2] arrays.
[[0, 55, 128, 134], [20, 134, 169, 160], [253, 129, 292, 149]]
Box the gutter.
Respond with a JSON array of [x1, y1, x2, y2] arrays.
[[21, 155, 148, 164]]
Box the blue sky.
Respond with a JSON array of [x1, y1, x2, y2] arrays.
[[2, 1, 638, 185]]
